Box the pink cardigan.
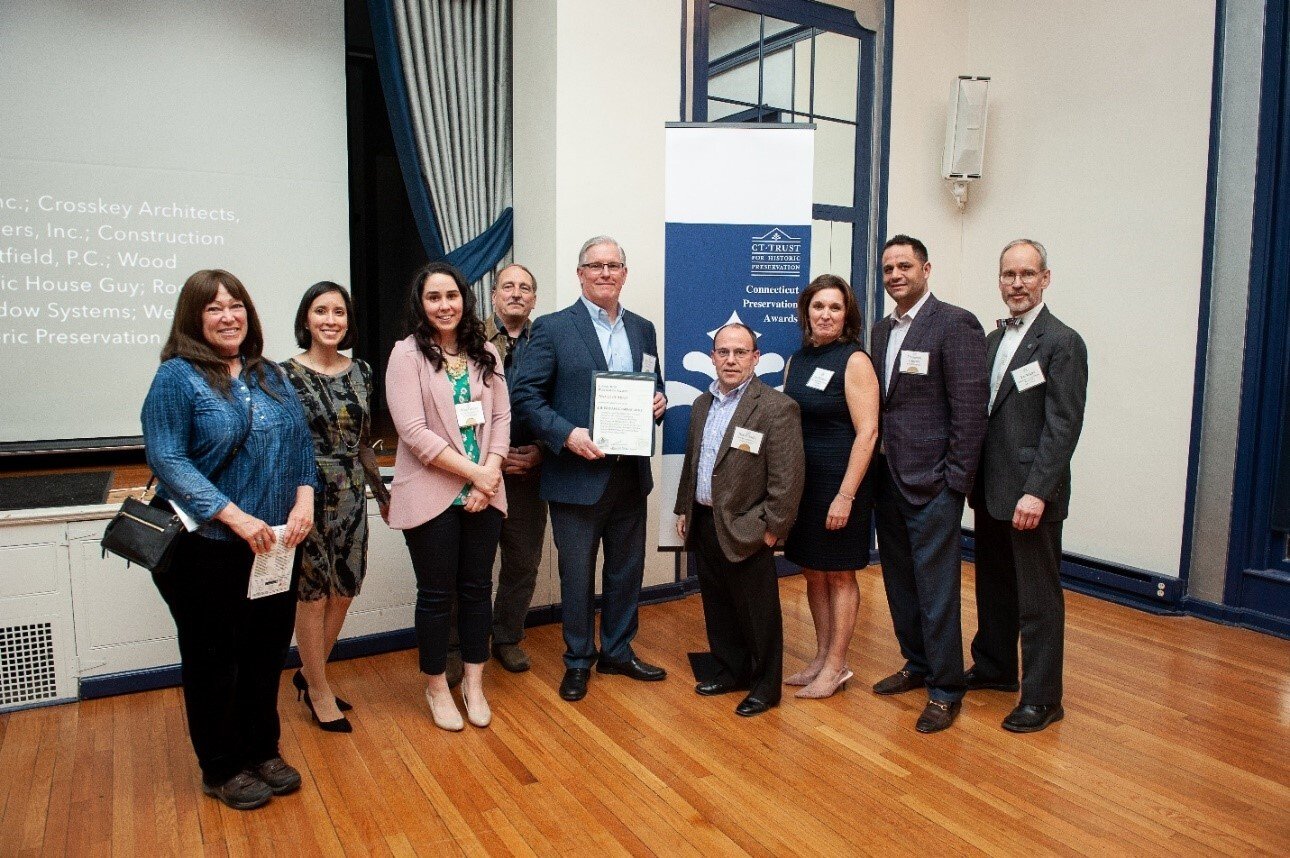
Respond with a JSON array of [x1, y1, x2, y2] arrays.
[[385, 336, 511, 529]]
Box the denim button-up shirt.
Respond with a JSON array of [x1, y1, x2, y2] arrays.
[[142, 358, 318, 541]]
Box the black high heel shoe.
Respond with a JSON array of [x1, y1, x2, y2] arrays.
[[293, 669, 353, 711], [301, 688, 353, 733]]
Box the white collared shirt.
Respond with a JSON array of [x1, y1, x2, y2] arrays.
[[989, 301, 1045, 411], [884, 290, 932, 393]]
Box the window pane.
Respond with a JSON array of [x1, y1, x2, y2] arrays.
[[814, 119, 856, 208], [809, 219, 853, 283], [809, 32, 860, 123], [707, 7, 803, 120]]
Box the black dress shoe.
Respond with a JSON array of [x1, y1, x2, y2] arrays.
[[872, 669, 926, 696], [735, 696, 775, 717], [1002, 703, 1064, 733], [695, 679, 739, 697], [915, 699, 962, 733], [559, 668, 590, 701], [596, 657, 667, 681], [965, 668, 1020, 692]]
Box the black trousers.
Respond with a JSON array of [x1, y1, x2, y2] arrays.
[[404, 505, 503, 674], [690, 505, 783, 704], [448, 472, 549, 653], [971, 513, 1065, 705], [151, 532, 298, 787]]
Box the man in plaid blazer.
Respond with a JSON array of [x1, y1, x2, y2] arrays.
[[869, 234, 988, 733]]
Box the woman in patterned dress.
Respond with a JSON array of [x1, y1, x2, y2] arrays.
[[385, 261, 510, 731], [284, 282, 383, 732]]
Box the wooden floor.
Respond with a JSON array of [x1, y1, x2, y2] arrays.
[[1, 567, 1287, 857]]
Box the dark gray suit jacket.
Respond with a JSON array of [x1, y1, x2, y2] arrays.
[[509, 300, 664, 506], [970, 306, 1087, 522], [871, 293, 989, 505], [674, 377, 806, 562]]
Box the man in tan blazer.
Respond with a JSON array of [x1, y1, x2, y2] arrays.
[[674, 323, 805, 716]]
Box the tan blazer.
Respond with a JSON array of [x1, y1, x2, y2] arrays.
[[385, 336, 511, 529], [674, 376, 805, 562]]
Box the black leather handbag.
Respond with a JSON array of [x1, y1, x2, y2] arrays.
[[102, 407, 250, 573], [100, 492, 185, 573]]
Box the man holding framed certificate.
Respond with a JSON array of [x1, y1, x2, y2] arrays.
[[511, 236, 667, 702]]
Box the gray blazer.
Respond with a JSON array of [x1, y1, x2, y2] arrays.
[[674, 377, 806, 562], [970, 306, 1088, 522]]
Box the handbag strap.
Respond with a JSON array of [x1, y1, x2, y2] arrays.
[[146, 380, 255, 497]]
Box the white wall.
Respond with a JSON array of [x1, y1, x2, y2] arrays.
[[514, 0, 681, 592], [515, 0, 1216, 580], [888, 0, 1215, 577]]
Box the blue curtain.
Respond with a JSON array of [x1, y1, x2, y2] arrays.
[[368, 0, 513, 285]]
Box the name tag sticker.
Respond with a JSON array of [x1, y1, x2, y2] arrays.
[[899, 350, 930, 375], [642, 353, 657, 374], [731, 426, 764, 455], [456, 400, 486, 428], [1012, 361, 1045, 392], [806, 368, 834, 390]]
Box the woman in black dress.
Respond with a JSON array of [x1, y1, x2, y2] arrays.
[[782, 275, 880, 699]]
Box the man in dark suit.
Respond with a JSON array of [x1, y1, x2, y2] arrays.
[[968, 239, 1087, 733], [870, 234, 988, 733], [510, 236, 667, 702], [674, 323, 805, 717]]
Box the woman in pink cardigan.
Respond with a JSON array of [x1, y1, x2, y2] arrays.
[[386, 261, 510, 731]]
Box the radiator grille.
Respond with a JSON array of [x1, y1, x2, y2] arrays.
[[0, 622, 58, 706]]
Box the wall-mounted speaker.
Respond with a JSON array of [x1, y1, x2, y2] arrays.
[[942, 76, 991, 179]]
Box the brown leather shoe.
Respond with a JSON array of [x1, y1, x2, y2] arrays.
[[872, 669, 926, 695], [202, 771, 272, 810], [915, 700, 961, 733], [249, 757, 301, 795], [492, 643, 531, 673]]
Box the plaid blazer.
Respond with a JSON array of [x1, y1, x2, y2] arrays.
[[870, 293, 988, 505]]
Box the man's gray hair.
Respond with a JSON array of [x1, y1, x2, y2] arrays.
[[578, 235, 627, 266], [491, 262, 537, 292], [1000, 238, 1049, 270]]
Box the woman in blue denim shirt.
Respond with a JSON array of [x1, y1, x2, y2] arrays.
[[141, 269, 317, 811]]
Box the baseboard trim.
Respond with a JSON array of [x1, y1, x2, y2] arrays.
[[1180, 596, 1290, 639], [961, 532, 1183, 611]]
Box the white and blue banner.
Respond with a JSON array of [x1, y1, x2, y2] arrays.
[[660, 124, 815, 547]]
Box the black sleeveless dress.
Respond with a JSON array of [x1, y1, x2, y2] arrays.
[[783, 339, 875, 571]]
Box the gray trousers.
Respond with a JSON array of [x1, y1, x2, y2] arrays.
[[449, 472, 548, 652]]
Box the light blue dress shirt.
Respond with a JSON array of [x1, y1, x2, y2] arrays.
[[696, 376, 752, 506], [580, 294, 633, 372]]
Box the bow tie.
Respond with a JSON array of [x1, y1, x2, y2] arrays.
[[997, 317, 1023, 330]]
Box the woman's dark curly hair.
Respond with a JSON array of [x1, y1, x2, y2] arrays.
[[405, 261, 497, 384]]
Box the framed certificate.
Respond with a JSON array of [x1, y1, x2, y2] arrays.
[[590, 371, 656, 457]]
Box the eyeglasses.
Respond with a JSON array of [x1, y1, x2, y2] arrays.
[[999, 270, 1044, 285], [497, 283, 535, 295], [579, 262, 626, 273], [713, 348, 754, 360]]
